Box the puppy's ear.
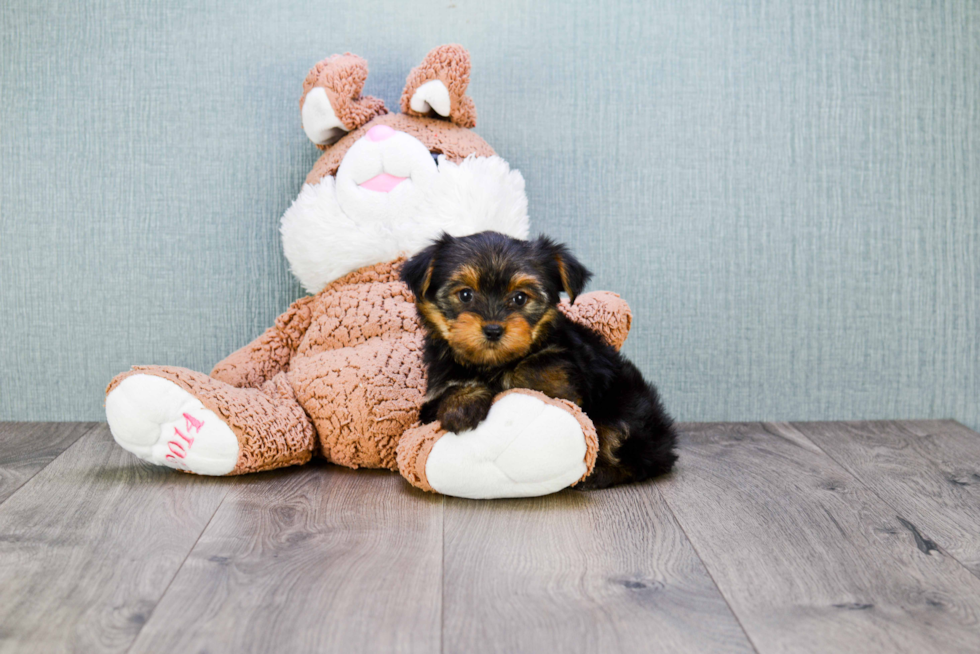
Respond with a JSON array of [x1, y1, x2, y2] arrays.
[[401, 233, 455, 300], [532, 236, 592, 304], [401, 244, 438, 300]]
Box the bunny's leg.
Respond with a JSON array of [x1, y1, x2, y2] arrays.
[[396, 389, 598, 499], [106, 366, 316, 475]]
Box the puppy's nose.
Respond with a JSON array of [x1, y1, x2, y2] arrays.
[[482, 324, 504, 341]]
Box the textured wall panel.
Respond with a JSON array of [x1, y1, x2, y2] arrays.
[[1, 0, 977, 428]]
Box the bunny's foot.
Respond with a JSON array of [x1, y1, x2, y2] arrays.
[[106, 366, 316, 475], [106, 373, 239, 475], [397, 389, 597, 499]]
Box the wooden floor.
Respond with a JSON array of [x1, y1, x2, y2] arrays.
[[2, 421, 980, 653]]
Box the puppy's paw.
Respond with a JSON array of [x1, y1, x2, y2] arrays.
[[419, 399, 440, 424], [575, 463, 633, 490], [572, 477, 609, 491], [438, 396, 493, 433]]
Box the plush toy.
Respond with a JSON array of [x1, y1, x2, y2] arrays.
[[105, 45, 633, 499]]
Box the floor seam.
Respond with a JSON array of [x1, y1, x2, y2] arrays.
[[122, 481, 234, 654], [656, 475, 762, 654], [440, 495, 446, 654], [0, 422, 101, 511]]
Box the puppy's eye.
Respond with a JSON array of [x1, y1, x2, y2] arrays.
[[512, 292, 527, 307], [457, 288, 474, 303]]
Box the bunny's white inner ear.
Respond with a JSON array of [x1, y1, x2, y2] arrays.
[[302, 87, 348, 146], [409, 79, 451, 117]]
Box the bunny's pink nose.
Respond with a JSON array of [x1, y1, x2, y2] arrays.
[[366, 124, 396, 142]]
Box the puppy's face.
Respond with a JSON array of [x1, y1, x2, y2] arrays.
[[402, 232, 592, 367]]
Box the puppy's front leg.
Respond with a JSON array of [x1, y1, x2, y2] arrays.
[[433, 382, 495, 433], [508, 361, 582, 406]]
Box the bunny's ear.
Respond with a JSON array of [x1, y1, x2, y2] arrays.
[[400, 44, 477, 128], [300, 53, 388, 148]]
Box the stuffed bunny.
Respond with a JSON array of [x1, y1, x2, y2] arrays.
[[105, 45, 632, 499]]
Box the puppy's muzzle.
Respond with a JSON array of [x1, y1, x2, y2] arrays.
[[482, 324, 504, 342]]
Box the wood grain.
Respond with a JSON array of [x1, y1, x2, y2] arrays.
[[7, 419, 980, 652], [795, 420, 980, 578], [660, 422, 980, 653], [0, 422, 97, 504], [442, 484, 754, 654], [0, 425, 233, 654], [127, 464, 444, 654]]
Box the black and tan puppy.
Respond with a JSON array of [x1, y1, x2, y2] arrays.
[[401, 231, 677, 489]]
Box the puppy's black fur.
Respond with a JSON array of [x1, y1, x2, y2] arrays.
[[402, 231, 677, 489]]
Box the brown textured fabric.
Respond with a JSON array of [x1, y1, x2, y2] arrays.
[[558, 292, 633, 351], [108, 259, 631, 483], [394, 421, 441, 492], [210, 294, 316, 389], [300, 53, 388, 139], [400, 44, 477, 128], [304, 113, 495, 185], [289, 331, 426, 470]]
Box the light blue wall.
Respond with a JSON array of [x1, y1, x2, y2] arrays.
[[2, 0, 977, 428]]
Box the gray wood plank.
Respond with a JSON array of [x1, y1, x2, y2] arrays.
[[0, 424, 233, 654], [128, 465, 444, 654], [796, 420, 980, 578], [442, 484, 755, 654], [660, 422, 980, 654], [0, 422, 98, 504]]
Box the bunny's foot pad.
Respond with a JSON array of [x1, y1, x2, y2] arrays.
[[106, 374, 239, 475]]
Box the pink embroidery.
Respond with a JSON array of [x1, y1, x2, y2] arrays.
[[183, 413, 204, 433], [164, 412, 203, 465], [165, 454, 188, 470], [174, 427, 194, 447]]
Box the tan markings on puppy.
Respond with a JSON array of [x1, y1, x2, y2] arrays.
[[555, 255, 577, 301], [424, 378, 471, 402], [441, 382, 493, 408], [449, 264, 481, 292], [438, 382, 494, 432], [498, 312, 533, 357], [418, 300, 452, 340], [447, 312, 534, 366], [507, 272, 539, 293], [447, 313, 487, 361], [597, 423, 628, 466], [504, 362, 580, 405], [420, 262, 434, 296], [530, 306, 559, 343]]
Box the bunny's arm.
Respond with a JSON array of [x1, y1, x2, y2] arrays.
[[210, 295, 316, 389], [559, 291, 633, 351]]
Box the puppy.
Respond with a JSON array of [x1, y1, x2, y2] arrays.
[[400, 231, 677, 490]]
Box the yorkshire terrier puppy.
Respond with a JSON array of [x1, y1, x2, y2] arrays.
[[401, 231, 677, 489]]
